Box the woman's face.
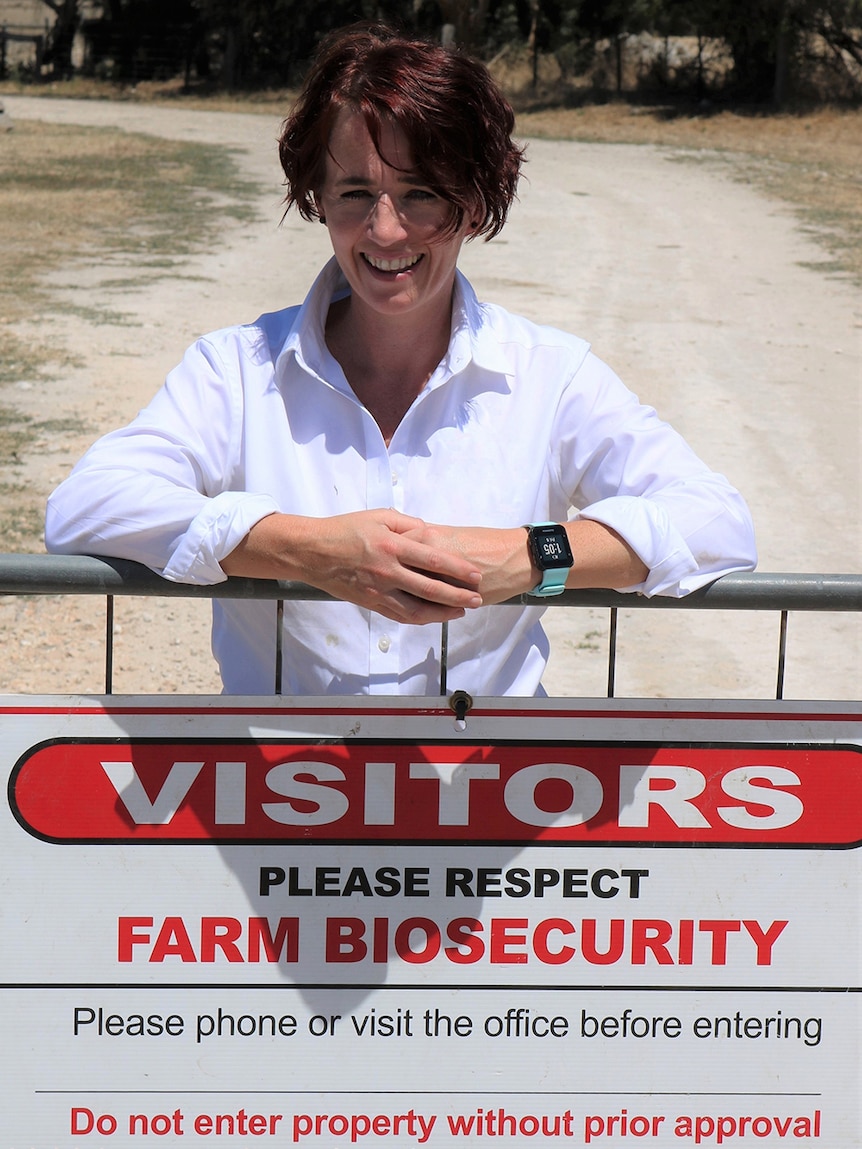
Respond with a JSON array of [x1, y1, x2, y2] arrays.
[[317, 108, 472, 325]]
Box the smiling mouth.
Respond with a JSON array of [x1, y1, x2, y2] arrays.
[[362, 253, 423, 272]]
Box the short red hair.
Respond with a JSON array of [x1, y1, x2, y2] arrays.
[[278, 24, 524, 240]]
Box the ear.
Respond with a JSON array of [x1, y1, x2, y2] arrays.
[[313, 194, 326, 224], [465, 198, 484, 234]]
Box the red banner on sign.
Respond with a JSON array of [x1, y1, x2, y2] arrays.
[[9, 739, 862, 846]]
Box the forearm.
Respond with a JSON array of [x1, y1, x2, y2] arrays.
[[221, 509, 484, 625], [498, 520, 649, 600], [220, 513, 323, 581], [403, 520, 648, 605], [562, 520, 649, 592]]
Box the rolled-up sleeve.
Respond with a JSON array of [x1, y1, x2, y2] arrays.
[[45, 334, 279, 584], [554, 352, 757, 596]]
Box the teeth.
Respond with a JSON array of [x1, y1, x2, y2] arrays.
[[365, 254, 421, 271]]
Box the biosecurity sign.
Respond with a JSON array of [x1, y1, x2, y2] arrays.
[[10, 738, 862, 845], [1, 700, 861, 1149]]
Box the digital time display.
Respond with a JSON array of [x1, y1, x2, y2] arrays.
[[531, 525, 574, 569], [539, 537, 566, 560]]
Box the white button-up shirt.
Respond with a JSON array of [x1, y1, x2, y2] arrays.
[[46, 260, 756, 695]]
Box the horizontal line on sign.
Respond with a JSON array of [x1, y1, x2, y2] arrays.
[[4, 983, 859, 993], [2, 706, 861, 722], [20, 838, 862, 851], [36, 1091, 823, 1097]]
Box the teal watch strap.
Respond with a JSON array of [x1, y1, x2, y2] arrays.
[[532, 564, 570, 597]]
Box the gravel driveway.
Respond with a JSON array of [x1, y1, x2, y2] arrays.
[[2, 95, 860, 700]]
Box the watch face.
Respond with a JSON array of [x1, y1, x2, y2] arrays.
[[539, 536, 566, 561], [531, 525, 574, 569]]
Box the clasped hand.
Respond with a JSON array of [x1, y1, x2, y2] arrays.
[[222, 509, 534, 625]]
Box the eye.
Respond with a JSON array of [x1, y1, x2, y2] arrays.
[[405, 188, 438, 202], [341, 188, 372, 200]]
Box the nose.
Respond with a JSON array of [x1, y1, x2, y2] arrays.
[[367, 194, 407, 244]]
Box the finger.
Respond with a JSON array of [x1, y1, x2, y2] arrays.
[[399, 568, 483, 609], [385, 592, 469, 626], [382, 510, 428, 535], [395, 537, 481, 585]]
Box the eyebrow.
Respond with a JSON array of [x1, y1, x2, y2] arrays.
[[332, 173, 429, 188]]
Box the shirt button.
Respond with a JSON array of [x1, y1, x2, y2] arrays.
[[377, 635, 391, 653], [391, 473, 399, 485]]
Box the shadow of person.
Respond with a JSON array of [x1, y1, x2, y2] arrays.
[[10, 696, 653, 1019]]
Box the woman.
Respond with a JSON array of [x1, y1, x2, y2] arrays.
[[45, 24, 756, 696]]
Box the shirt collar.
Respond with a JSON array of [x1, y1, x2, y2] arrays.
[[276, 257, 511, 388], [275, 258, 350, 389], [448, 269, 511, 378]]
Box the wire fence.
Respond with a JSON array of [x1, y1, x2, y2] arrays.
[[1, 554, 859, 699]]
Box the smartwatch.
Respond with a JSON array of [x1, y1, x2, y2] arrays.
[[525, 522, 574, 597]]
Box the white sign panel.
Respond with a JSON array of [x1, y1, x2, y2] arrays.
[[1, 697, 860, 1146]]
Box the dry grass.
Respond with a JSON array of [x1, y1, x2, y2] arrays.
[[0, 119, 255, 327], [0, 117, 258, 550]]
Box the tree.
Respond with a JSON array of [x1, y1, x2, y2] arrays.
[[805, 0, 862, 94], [42, 0, 80, 78], [661, 0, 862, 102], [570, 0, 656, 91], [77, 0, 202, 82], [195, 0, 425, 87], [437, 0, 492, 48]]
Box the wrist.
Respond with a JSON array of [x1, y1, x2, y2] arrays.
[[522, 527, 542, 593], [222, 512, 312, 581], [524, 522, 574, 597]]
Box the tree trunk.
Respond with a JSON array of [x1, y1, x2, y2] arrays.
[[43, 0, 78, 78], [615, 33, 623, 94], [438, 0, 490, 51], [773, 0, 791, 106], [527, 0, 540, 88]]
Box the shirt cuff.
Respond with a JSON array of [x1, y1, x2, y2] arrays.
[[574, 496, 700, 598], [162, 492, 281, 585]]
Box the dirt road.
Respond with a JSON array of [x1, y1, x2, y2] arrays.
[[2, 95, 860, 699]]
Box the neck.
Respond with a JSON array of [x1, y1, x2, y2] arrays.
[[325, 292, 454, 442]]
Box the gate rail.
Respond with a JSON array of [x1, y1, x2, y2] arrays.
[[1, 554, 860, 698]]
